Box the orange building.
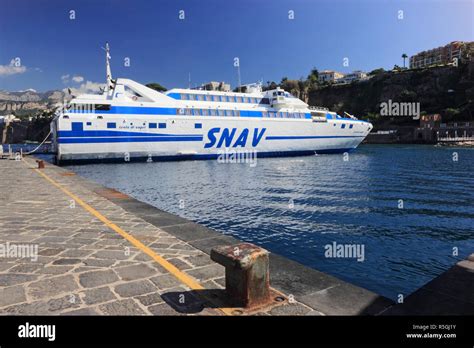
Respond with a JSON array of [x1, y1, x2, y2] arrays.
[[409, 41, 474, 69]]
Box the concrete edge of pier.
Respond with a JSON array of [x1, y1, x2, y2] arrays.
[[381, 256, 474, 315], [35, 157, 396, 316]]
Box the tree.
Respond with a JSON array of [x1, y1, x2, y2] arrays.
[[393, 64, 402, 72], [368, 68, 385, 76], [263, 81, 278, 91], [280, 79, 300, 97], [306, 68, 320, 90], [146, 83, 167, 92], [402, 53, 408, 68]]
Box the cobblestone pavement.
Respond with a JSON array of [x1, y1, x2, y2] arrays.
[[0, 157, 318, 315]]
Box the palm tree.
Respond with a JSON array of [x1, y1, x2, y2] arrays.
[[402, 54, 408, 68]]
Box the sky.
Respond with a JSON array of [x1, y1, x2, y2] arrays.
[[0, 0, 473, 93]]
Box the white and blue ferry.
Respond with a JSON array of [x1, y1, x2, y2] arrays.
[[52, 44, 373, 164]]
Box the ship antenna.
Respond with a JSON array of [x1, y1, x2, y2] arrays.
[[102, 42, 113, 92], [236, 60, 241, 92]]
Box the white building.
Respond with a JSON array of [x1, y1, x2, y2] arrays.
[[200, 81, 231, 92], [318, 70, 345, 83], [341, 71, 368, 83]]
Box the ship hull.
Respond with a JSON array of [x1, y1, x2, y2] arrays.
[[55, 114, 371, 165]]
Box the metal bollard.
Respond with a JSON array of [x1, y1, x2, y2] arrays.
[[211, 243, 272, 309], [36, 160, 45, 169]]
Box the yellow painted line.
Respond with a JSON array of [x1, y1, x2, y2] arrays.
[[26, 160, 234, 315]]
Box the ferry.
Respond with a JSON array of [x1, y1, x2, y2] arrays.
[[52, 44, 373, 165]]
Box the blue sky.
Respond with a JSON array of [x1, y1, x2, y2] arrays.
[[0, 0, 473, 92]]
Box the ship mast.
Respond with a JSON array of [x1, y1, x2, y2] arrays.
[[104, 42, 113, 92]]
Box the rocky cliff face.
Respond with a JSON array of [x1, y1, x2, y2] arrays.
[[0, 90, 66, 115], [308, 62, 474, 123]]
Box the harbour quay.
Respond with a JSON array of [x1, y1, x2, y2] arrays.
[[0, 156, 471, 316]]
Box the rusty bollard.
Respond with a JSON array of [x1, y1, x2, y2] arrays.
[[36, 160, 45, 169], [211, 243, 272, 309]]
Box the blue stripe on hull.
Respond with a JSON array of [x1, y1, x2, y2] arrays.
[[58, 130, 200, 138], [266, 135, 366, 140], [56, 148, 354, 165], [58, 136, 203, 143], [58, 134, 364, 144], [66, 106, 370, 123]]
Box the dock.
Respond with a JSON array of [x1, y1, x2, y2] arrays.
[[0, 156, 410, 316]]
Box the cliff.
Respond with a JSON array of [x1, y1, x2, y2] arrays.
[[308, 62, 474, 127]]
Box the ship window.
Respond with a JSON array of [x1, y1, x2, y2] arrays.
[[72, 122, 83, 131], [197, 95, 204, 101], [107, 122, 116, 129], [341, 124, 346, 129], [95, 104, 111, 111], [202, 109, 208, 116], [195, 123, 202, 129], [97, 116, 103, 119], [209, 109, 217, 116], [149, 123, 157, 129], [236, 96, 242, 103], [212, 95, 220, 102], [242, 97, 248, 103], [185, 108, 192, 115], [262, 111, 268, 117], [225, 110, 233, 116], [86, 122, 92, 126], [158, 123, 166, 129], [205, 95, 212, 101], [235, 110, 240, 116], [218, 109, 225, 116], [260, 98, 269, 104], [193, 109, 201, 116], [349, 124, 353, 129]]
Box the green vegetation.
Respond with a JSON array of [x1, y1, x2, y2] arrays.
[[402, 53, 408, 68], [368, 68, 385, 76]]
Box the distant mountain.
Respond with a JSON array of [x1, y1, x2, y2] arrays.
[[0, 89, 66, 116]]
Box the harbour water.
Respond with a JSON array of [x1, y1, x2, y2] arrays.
[[66, 144, 474, 300]]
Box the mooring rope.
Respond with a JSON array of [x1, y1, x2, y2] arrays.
[[24, 130, 52, 155]]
